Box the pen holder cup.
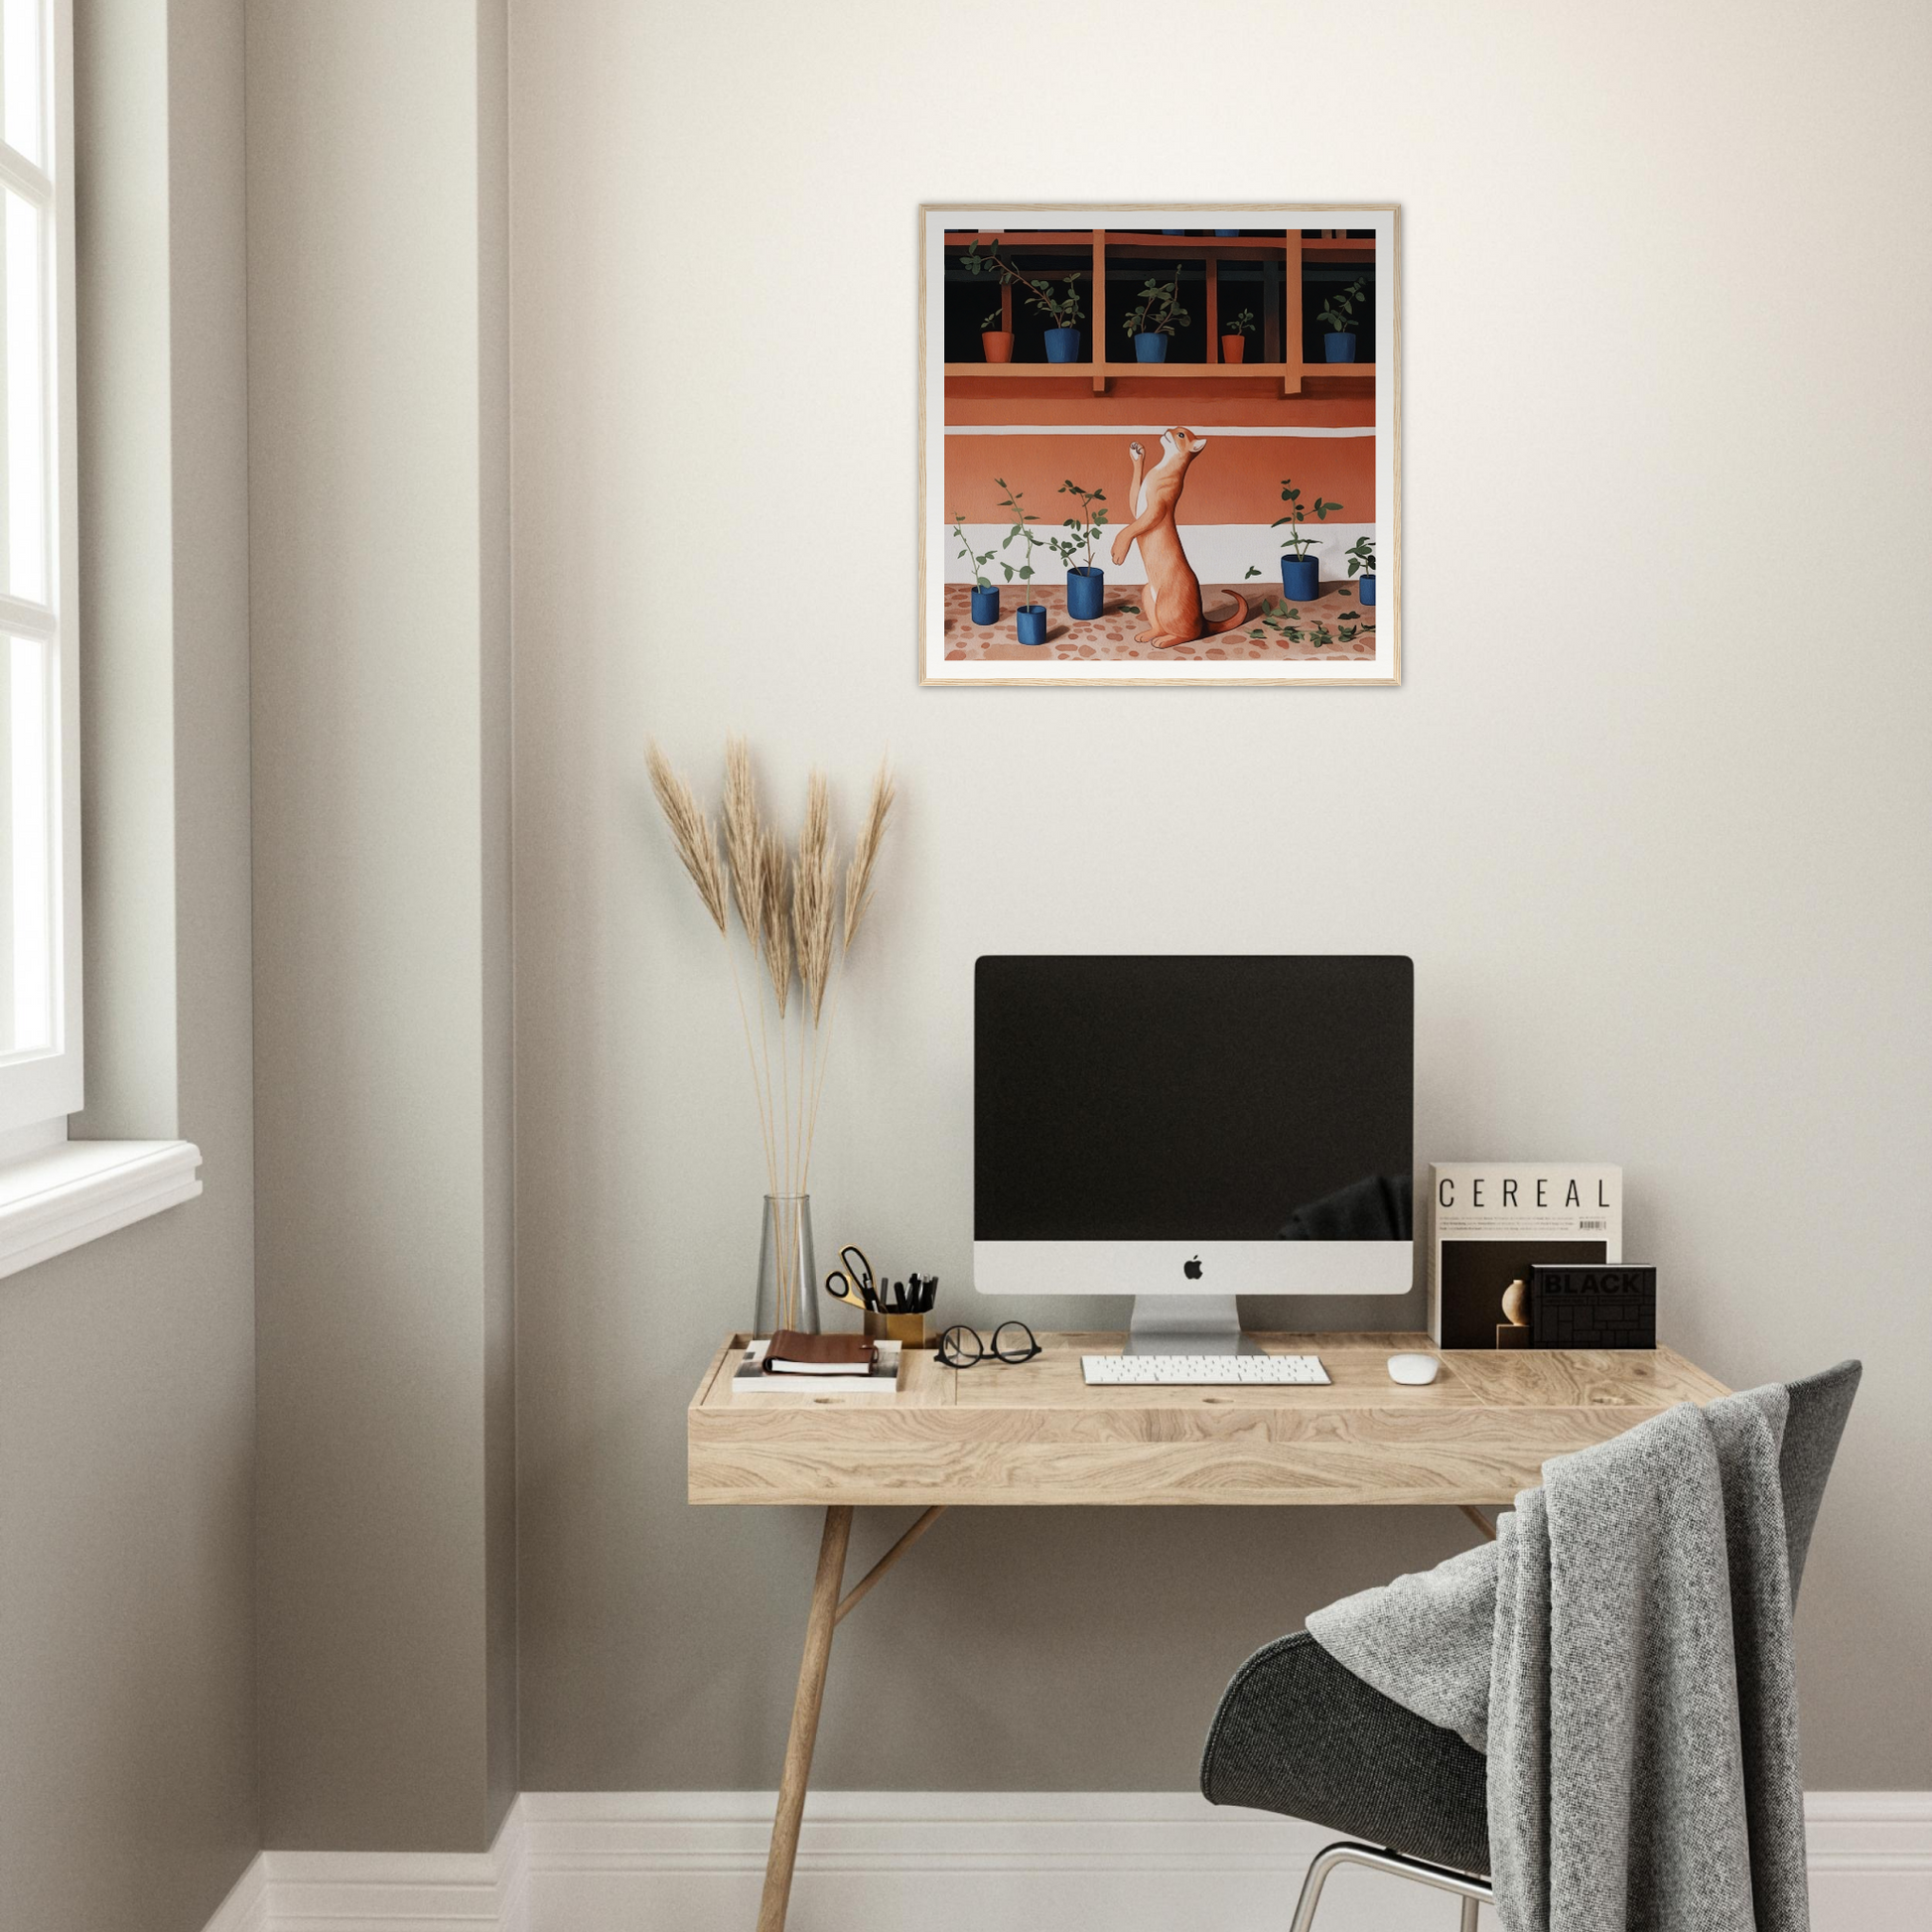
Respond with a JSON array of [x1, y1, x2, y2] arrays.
[[866, 1310, 927, 1348]]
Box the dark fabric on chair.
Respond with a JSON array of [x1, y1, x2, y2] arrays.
[[1199, 1630, 1491, 1875], [1778, 1359, 1860, 1603], [1200, 1360, 1862, 1883]]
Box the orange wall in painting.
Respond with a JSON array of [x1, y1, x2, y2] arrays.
[[944, 431, 1375, 525]]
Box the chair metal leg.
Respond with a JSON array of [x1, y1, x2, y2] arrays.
[[1288, 1841, 1493, 1932]]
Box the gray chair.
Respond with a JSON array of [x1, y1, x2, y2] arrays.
[[1200, 1361, 1862, 1930]]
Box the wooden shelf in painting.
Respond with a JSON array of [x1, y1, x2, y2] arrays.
[[945, 226, 1376, 380], [944, 361, 1376, 398], [943, 229, 1373, 254]]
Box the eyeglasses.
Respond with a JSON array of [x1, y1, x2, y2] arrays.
[[937, 1320, 1040, 1368]]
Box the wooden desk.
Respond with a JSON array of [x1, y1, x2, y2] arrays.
[[688, 1330, 1728, 1931]]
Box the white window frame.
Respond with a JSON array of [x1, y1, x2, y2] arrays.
[[0, 0, 200, 1278], [0, 0, 79, 1141]]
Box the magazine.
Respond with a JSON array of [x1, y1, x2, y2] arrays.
[[1428, 1164, 1621, 1349]]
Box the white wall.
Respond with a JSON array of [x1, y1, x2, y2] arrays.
[[510, 0, 1932, 1796]]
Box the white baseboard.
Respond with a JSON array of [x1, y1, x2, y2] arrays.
[[201, 1789, 1932, 1932], [201, 1808, 527, 1932]]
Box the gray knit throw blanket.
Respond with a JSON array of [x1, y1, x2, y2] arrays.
[[1307, 1387, 1809, 1932]]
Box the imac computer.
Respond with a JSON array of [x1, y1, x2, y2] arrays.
[[973, 955, 1414, 1354]]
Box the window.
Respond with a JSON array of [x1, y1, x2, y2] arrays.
[[0, 0, 75, 1142]]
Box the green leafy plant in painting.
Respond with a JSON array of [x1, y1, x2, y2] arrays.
[[1243, 565, 1262, 580], [1315, 276, 1366, 335], [1273, 478, 1343, 559], [1122, 265, 1190, 338], [979, 306, 1006, 333], [960, 242, 1017, 290], [1028, 273, 1085, 329], [1344, 535, 1376, 579], [961, 242, 1085, 329], [995, 478, 1050, 605], [1223, 308, 1257, 337], [1246, 599, 1305, 646], [1309, 621, 1335, 650], [951, 509, 1004, 590], [1048, 479, 1109, 573], [1338, 621, 1360, 642]]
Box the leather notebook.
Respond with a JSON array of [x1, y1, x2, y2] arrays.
[[763, 1329, 879, 1375]]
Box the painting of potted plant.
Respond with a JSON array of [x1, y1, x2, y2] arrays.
[[1122, 266, 1189, 362], [960, 244, 1018, 361], [961, 243, 1085, 362], [1030, 273, 1086, 362], [1049, 478, 1109, 621], [1317, 276, 1366, 362], [1221, 307, 1256, 365], [996, 478, 1052, 644], [1344, 533, 1376, 607], [952, 510, 1007, 624], [1273, 476, 1342, 602], [978, 304, 1013, 363]]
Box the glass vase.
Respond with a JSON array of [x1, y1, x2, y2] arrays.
[[754, 1193, 818, 1338]]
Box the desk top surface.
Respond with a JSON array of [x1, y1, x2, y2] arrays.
[[687, 1331, 1728, 1508]]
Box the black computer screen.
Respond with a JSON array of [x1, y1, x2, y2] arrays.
[[974, 956, 1414, 1241]]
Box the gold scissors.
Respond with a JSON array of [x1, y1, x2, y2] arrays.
[[824, 1244, 878, 1312]]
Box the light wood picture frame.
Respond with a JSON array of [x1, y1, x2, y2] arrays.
[[918, 204, 1400, 688]]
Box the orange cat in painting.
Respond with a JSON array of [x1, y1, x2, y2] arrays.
[[1109, 429, 1251, 648]]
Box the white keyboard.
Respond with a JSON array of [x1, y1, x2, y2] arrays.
[[1081, 1352, 1329, 1387]]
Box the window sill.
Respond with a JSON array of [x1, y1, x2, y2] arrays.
[[0, 1140, 204, 1282]]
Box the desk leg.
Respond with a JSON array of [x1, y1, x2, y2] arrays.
[[757, 1504, 853, 1932]]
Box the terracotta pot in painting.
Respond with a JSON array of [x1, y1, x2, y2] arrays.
[[981, 331, 1014, 363], [1220, 336, 1246, 363]]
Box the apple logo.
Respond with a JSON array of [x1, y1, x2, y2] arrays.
[[1183, 1255, 1203, 1280]]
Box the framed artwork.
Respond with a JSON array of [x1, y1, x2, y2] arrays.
[[918, 205, 1399, 687]]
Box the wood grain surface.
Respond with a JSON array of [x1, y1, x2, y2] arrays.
[[688, 1331, 1730, 1509]]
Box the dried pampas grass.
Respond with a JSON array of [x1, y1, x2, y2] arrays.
[[645, 738, 897, 1282], [722, 736, 763, 941], [793, 773, 836, 1025], [759, 827, 793, 1018], [844, 759, 896, 950], [645, 742, 727, 935]]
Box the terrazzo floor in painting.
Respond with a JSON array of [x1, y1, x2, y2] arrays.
[[941, 582, 1379, 664]]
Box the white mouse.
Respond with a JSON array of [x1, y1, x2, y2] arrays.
[[1387, 1352, 1442, 1386]]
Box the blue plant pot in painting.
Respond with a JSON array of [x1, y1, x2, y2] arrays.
[[1280, 555, 1320, 603], [1358, 574, 1376, 607], [970, 585, 1001, 625], [1324, 331, 1357, 363], [1162, 228, 1185, 235], [1043, 328, 1082, 363], [1016, 605, 1048, 646], [1134, 332, 1170, 363], [1214, 227, 1239, 236], [1066, 567, 1104, 621]]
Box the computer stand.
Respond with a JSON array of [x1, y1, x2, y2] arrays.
[[1124, 1293, 1259, 1356]]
